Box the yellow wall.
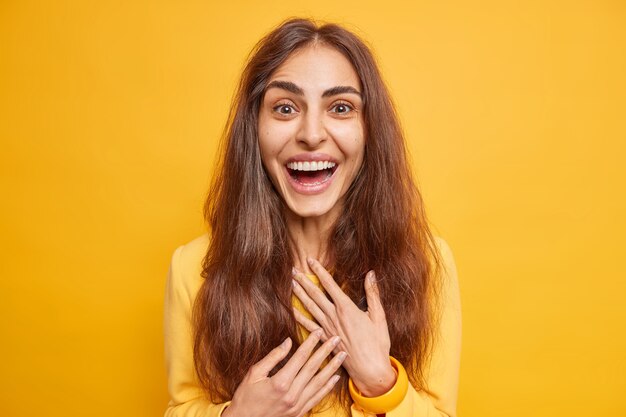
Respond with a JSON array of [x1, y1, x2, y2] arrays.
[[1, 1, 624, 416]]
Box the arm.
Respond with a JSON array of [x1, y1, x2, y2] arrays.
[[163, 243, 231, 417], [164, 238, 345, 417], [382, 237, 462, 417]]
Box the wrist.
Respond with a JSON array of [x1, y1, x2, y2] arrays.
[[354, 363, 397, 397], [348, 356, 409, 414]]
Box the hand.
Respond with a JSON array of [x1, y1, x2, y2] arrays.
[[222, 330, 346, 417], [291, 258, 396, 397]]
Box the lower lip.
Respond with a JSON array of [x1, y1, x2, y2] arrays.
[[284, 166, 337, 195]]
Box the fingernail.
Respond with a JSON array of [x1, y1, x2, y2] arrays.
[[337, 351, 347, 361], [331, 336, 341, 346], [330, 374, 340, 384], [368, 271, 376, 282], [313, 329, 323, 337], [282, 337, 291, 349], [292, 279, 297, 288], [292, 267, 298, 276], [306, 257, 314, 265]]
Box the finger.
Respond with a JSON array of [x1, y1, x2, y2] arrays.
[[292, 270, 336, 316], [293, 307, 327, 341], [248, 337, 292, 380], [301, 374, 341, 414], [300, 351, 347, 411], [271, 329, 323, 385], [290, 335, 342, 396], [306, 257, 352, 306], [292, 279, 330, 325], [364, 270, 385, 321]]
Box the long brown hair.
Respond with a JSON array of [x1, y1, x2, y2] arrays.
[[193, 17, 443, 412]]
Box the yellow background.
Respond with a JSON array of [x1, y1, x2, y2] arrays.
[[1, 1, 624, 416]]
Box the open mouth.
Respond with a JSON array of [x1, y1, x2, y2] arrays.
[[286, 161, 337, 186]]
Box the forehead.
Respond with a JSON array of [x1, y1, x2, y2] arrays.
[[267, 43, 362, 92]]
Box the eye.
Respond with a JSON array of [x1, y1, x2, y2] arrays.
[[272, 102, 297, 116], [330, 101, 354, 115]]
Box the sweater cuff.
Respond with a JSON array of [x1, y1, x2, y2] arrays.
[[348, 357, 409, 414], [217, 401, 232, 417]]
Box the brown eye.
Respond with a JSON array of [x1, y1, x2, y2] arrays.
[[331, 102, 354, 114], [273, 103, 297, 116]]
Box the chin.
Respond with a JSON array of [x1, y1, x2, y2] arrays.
[[284, 197, 341, 219]]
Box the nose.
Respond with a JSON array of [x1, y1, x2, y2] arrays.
[[296, 109, 327, 148]]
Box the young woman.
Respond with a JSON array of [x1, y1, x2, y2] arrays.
[[164, 17, 461, 417]]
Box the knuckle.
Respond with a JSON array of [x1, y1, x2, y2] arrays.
[[291, 351, 307, 366], [318, 315, 330, 328], [335, 302, 348, 316], [271, 378, 289, 394], [282, 393, 298, 409], [248, 364, 260, 376], [308, 327, 323, 343]]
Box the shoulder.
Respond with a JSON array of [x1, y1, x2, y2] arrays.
[[432, 236, 461, 304], [433, 236, 457, 272], [168, 233, 210, 302], [176, 233, 210, 268]]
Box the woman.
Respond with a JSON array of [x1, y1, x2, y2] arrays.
[[164, 17, 461, 417]]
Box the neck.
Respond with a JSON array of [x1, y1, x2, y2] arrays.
[[285, 206, 340, 275]]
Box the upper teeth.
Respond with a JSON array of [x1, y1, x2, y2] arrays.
[[287, 161, 336, 171]]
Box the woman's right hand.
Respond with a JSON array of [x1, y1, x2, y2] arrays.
[[222, 330, 346, 417]]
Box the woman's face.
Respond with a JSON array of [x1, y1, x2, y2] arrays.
[[258, 44, 365, 219]]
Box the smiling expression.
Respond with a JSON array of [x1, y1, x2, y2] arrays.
[[257, 43, 366, 219]]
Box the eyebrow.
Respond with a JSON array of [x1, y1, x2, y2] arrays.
[[265, 80, 362, 99]]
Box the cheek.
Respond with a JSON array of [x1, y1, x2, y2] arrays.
[[257, 130, 271, 161], [258, 121, 293, 159], [345, 137, 365, 176], [257, 131, 277, 164], [330, 124, 365, 163]]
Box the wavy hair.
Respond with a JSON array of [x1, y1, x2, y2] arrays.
[[193, 17, 443, 413]]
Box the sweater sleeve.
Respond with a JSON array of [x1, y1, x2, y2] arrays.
[[350, 237, 462, 417], [163, 243, 231, 417]]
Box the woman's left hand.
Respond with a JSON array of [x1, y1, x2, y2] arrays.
[[292, 257, 397, 397]]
